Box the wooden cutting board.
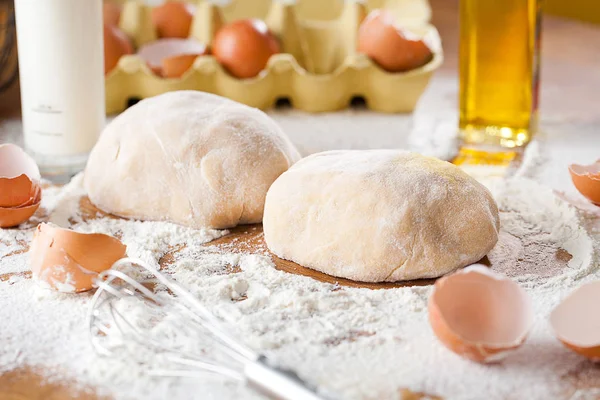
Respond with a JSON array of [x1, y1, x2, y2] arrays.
[[76, 196, 437, 290]]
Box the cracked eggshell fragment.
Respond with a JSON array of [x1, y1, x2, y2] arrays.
[[138, 38, 208, 78], [357, 9, 434, 73], [550, 281, 600, 361], [428, 265, 533, 363], [0, 201, 42, 229], [569, 161, 600, 205], [29, 223, 127, 293], [0, 144, 42, 228]]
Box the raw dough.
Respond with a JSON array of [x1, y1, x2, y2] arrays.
[[263, 150, 500, 282], [85, 91, 300, 229]]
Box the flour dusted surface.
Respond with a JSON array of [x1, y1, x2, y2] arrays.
[[1, 145, 600, 399]]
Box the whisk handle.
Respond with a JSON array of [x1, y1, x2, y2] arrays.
[[245, 356, 325, 400]]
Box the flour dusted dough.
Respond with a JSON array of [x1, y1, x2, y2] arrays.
[[263, 150, 500, 282], [85, 91, 300, 229]]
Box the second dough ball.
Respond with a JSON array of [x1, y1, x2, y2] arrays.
[[263, 150, 500, 282], [85, 91, 300, 229]]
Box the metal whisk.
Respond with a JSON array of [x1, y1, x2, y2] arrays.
[[88, 258, 324, 400]]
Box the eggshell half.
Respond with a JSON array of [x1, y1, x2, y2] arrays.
[[428, 265, 533, 363], [550, 281, 600, 361], [0, 174, 36, 208], [30, 223, 127, 293], [0, 144, 42, 227], [0, 143, 41, 180], [357, 10, 433, 73], [0, 181, 41, 227], [15, 184, 41, 208], [569, 161, 600, 205], [137, 38, 208, 78], [0, 202, 41, 229]]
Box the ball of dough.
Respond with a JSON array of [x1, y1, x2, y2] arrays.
[[85, 91, 300, 229], [263, 150, 500, 282]]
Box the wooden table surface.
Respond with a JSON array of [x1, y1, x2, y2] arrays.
[[1, 0, 600, 399]]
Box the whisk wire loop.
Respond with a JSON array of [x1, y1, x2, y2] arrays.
[[87, 257, 325, 400]]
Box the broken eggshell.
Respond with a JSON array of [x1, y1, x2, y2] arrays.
[[550, 281, 600, 361], [30, 223, 127, 293], [0, 201, 42, 229], [569, 161, 600, 205], [137, 38, 208, 78], [357, 9, 434, 73], [0, 144, 42, 228], [428, 265, 533, 363]]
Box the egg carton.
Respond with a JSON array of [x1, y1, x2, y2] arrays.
[[106, 0, 443, 114]]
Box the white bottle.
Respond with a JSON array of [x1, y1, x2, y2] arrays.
[[14, 0, 105, 182]]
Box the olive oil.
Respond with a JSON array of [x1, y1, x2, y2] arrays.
[[459, 0, 542, 148]]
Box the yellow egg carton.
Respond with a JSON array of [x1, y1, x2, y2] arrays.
[[106, 0, 442, 114]]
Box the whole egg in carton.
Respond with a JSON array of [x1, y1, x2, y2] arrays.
[[105, 0, 442, 114]]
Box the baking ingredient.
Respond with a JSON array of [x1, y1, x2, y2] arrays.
[[29, 223, 126, 293], [103, 2, 122, 26], [0, 144, 42, 228], [428, 265, 533, 363], [14, 0, 105, 179], [459, 0, 540, 149], [104, 23, 134, 75], [569, 161, 600, 205], [151, 1, 195, 39], [138, 38, 208, 78], [550, 281, 600, 361], [84, 91, 300, 230], [263, 150, 500, 282], [357, 10, 433, 72], [0, 140, 599, 400], [212, 19, 280, 79]]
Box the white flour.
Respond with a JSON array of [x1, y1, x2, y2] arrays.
[[1, 146, 599, 400]]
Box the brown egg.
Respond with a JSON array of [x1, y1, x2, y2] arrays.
[[138, 38, 208, 78], [104, 23, 134, 75], [358, 10, 433, 73], [0, 144, 42, 228], [29, 223, 127, 293], [151, 1, 195, 39], [550, 281, 600, 361], [212, 19, 280, 79], [103, 1, 122, 26], [428, 265, 532, 363], [569, 161, 600, 205]]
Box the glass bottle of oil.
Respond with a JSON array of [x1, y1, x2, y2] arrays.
[[459, 0, 542, 148]]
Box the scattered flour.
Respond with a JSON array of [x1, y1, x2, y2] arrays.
[[0, 145, 599, 400]]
